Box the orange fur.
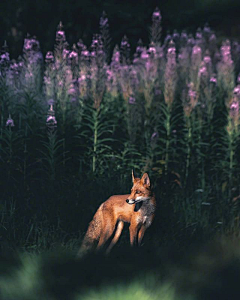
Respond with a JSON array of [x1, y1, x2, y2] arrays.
[[78, 172, 156, 255]]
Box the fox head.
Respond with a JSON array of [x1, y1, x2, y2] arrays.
[[126, 171, 151, 205]]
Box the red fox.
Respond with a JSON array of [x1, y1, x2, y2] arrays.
[[78, 172, 156, 255]]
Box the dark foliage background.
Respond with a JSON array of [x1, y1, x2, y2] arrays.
[[0, 0, 239, 59]]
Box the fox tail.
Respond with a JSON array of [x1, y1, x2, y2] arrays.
[[77, 204, 103, 257]]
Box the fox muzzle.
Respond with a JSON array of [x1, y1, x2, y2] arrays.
[[126, 198, 135, 205]]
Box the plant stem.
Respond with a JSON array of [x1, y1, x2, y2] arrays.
[[186, 116, 191, 183], [165, 108, 170, 173], [93, 110, 98, 174], [229, 130, 233, 199]]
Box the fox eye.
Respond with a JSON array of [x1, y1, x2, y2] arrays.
[[136, 190, 140, 194]]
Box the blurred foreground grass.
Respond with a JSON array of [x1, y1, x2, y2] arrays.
[[1, 238, 240, 300]]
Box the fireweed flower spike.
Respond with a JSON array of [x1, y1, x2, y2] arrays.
[[230, 85, 240, 127], [69, 44, 78, 80], [120, 35, 130, 65], [56, 21, 66, 43], [99, 11, 111, 63], [23, 35, 43, 67], [44, 52, 55, 103], [180, 31, 188, 47], [191, 45, 202, 86], [0, 41, 10, 70], [217, 40, 234, 102], [150, 7, 162, 45], [69, 45, 78, 62], [183, 83, 198, 117], [164, 40, 177, 108]]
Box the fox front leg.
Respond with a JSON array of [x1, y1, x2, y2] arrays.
[[129, 219, 140, 246], [137, 225, 147, 246]]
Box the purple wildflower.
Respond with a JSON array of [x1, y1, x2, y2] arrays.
[[181, 31, 187, 39], [151, 132, 159, 140], [62, 49, 69, 59], [81, 50, 89, 58], [150, 7, 162, 45], [210, 76, 217, 84], [220, 40, 233, 65], [188, 89, 197, 99], [203, 23, 211, 34], [24, 36, 40, 52], [192, 45, 201, 55], [164, 34, 172, 47], [182, 83, 199, 116], [164, 40, 177, 107], [6, 115, 14, 127], [141, 51, 149, 60], [148, 44, 156, 56], [233, 85, 240, 96], [230, 101, 239, 118], [0, 52, 10, 64], [56, 30, 65, 42], [209, 34, 216, 42], [79, 74, 86, 82], [151, 131, 159, 148], [45, 51, 54, 63], [69, 50, 78, 60], [77, 39, 87, 52], [91, 34, 103, 51], [128, 96, 136, 105], [48, 99, 55, 105], [121, 37, 128, 48], [69, 45, 78, 64], [136, 39, 144, 56], [46, 104, 57, 127], [100, 11, 108, 27], [196, 28, 202, 40], [99, 11, 111, 62], [152, 7, 161, 21], [56, 22, 66, 42], [198, 63, 207, 77], [68, 84, 76, 95], [181, 31, 188, 40], [203, 55, 211, 65], [106, 69, 113, 81], [173, 30, 179, 41], [187, 38, 195, 50], [46, 115, 57, 125], [120, 35, 130, 65]]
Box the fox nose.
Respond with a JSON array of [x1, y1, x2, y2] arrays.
[[126, 199, 135, 204]]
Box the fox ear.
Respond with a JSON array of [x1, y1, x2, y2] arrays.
[[132, 169, 135, 183], [141, 173, 150, 186]]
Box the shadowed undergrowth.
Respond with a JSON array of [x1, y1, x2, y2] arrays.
[[1, 238, 240, 300]]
